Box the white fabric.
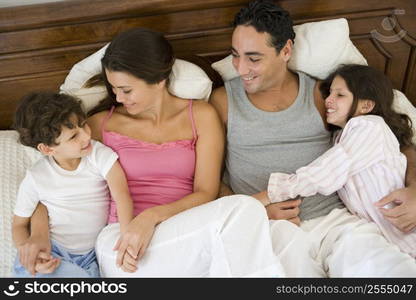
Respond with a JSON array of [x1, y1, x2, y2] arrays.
[[0, 131, 42, 277], [268, 115, 416, 258], [60, 44, 213, 112], [13, 140, 118, 255], [272, 208, 416, 277], [96, 195, 284, 277], [211, 18, 367, 80]]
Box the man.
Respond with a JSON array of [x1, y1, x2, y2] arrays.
[[210, 0, 416, 277]]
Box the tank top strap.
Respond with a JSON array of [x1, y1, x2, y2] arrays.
[[188, 100, 198, 145], [101, 106, 116, 136]]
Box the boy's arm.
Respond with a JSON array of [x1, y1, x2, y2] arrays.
[[106, 160, 134, 232], [376, 146, 416, 232]]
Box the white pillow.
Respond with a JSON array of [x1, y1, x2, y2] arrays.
[[60, 44, 213, 112], [0, 131, 42, 277], [211, 18, 367, 81]]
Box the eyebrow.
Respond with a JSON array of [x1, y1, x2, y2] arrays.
[[231, 47, 264, 56]]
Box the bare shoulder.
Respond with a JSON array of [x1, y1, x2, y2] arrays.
[[208, 86, 228, 124], [192, 100, 220, 122], [87, 111, 109, 141]]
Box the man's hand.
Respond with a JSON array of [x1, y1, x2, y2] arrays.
[[376, 185, 416, 233], [266, 199, 301, 226]]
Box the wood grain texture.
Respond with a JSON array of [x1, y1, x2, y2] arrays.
[[0, 0, 415, 129]]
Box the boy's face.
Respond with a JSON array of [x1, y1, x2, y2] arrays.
[[47, 115, 92, 161]]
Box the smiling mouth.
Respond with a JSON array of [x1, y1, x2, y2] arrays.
[[327, 109, 336, 113]]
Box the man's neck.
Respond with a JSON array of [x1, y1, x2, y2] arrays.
[[247, 71, 299, 112]]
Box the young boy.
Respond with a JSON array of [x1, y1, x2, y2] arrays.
[[12, 92, 133, 277]]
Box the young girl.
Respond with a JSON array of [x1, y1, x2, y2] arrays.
[[267, 64, 416, 258]]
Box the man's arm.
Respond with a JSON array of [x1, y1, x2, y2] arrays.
[[376, 146, 416, 232]]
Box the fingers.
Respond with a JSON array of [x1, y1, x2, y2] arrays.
[[277, 199, 302, 209], [113, 238, 121, 251], [378, 205, 406, 218], [375, 192, 399, 207], [121, 252, 138, 273], [126, 246, 138, 260], [116, 241, 128, 268], [267, 205, 300, 220], [35, 258, 60, 274]]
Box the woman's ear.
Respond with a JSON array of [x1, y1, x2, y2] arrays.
[[358, 99, 375, 114], [37, 143, 54, 156]]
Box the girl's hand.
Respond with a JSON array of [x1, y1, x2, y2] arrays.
[[376, 186, 416, 233], [113, 209, 158, 272]]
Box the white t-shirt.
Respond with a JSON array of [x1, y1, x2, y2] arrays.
[[14, 140, 118, 255]]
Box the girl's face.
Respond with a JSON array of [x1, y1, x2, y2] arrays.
[[324, 75, 355, 128], [105, 69, 161, 115]]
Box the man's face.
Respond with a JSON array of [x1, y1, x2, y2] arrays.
[[231, 25, 289, 94]]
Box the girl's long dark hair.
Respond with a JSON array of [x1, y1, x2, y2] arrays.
[[320, 64, 414, 148], [87, 27, 175, 117]]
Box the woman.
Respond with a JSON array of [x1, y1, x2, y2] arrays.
[[86, 28, 283, 277]]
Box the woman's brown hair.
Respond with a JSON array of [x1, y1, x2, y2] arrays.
[[88, 27, 175, 117]]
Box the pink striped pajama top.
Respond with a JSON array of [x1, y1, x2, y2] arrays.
[[267, 115, 416, 257]]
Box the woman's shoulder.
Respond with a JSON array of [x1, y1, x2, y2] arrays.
[[191, 100, 221, 124]]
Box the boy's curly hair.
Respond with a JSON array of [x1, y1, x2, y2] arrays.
[[233, 0, 296, 53], [13, 92, 86, 149]]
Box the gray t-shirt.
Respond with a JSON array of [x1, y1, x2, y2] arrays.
[[224, 71, 344, 220]]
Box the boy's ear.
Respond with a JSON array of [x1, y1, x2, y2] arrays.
[[37, 143, 54, 156], [359, 99, 375, 114]]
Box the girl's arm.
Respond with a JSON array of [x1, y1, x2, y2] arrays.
[[268, 118, 385, 202], [376, 146, 416, 232], [115, 101, 224, 272], [106, 160, 134, 232]]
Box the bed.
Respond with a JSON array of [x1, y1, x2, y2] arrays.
[[1, 0, 415, 277]]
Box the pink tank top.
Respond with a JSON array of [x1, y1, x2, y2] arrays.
[[102, 100, 197, 223]]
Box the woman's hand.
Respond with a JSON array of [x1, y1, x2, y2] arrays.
[[113, 209, 158, 273], [376, 185, 416, 233]]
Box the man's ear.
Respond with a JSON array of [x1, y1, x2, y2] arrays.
[[37, 143, 54, 156], [280, 39, 293, 62], [360, 99, 376, 114]]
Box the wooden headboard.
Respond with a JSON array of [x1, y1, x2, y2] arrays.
[[1, 0, 415, 129]]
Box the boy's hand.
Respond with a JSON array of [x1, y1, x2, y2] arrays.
[[34, 252, 60, 274], [18, 235, 52, 276]]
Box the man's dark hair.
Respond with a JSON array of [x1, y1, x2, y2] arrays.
[[233, 0, 296, 53], [13, 92, 86, 149]]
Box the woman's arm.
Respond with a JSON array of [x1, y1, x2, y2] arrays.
[[13, 203, 51, 275]]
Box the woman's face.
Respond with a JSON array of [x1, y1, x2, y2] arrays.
[[324, 76, 355, 128], [105, 69, 160, 115]]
